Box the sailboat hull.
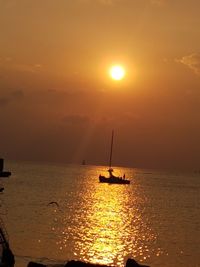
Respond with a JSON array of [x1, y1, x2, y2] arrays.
[[99, 175, 130, 184]]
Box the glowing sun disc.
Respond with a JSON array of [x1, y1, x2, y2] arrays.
[[110, 65, 125, 80]]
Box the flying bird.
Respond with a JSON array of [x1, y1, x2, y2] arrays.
[[47, 201, 59, 207]]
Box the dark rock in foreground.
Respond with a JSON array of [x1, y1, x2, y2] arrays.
[[28, 263, 46, 267], [27, 258, 150, 267], [125, 258, 149, 267], [65, 260, 109, 267]]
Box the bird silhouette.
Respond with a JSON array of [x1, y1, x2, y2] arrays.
[[47, 201, 59, 207]]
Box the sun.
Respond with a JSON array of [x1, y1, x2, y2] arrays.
[[110, 65, 125, 80]]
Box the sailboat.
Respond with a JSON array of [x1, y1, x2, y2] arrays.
[[99, 130, 130, 184]]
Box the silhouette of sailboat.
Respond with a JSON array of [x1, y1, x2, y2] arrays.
[[99, 130, 130, 184]]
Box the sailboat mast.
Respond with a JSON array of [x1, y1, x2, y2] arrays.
[[109, 130, 114, 168]]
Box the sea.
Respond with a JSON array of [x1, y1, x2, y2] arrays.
[[0, 160, 199, 267]]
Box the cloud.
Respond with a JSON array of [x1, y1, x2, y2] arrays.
[[79, 0, 120, 5], [0, 89, 25, 108], [80, 0, 167, 5], [11, 63, 42, 73], [150, 0, 167, 5], [98, 0, 117, 4], [0, 56, 42, 74], [0, 0, 17, 9], [176, 53, 200, 75], [0, 97, 10, 107], [62, 114, 91, 126], [11, 89, 24, 99]]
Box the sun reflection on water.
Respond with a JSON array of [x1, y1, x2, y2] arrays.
[[80, 184, 130, 265], [51, 167, 157, 266]]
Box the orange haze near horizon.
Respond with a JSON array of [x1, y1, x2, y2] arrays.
[[1, 0, 200, 170]]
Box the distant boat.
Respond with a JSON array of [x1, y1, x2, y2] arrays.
[[99, 130, 130, 184], [0, 187, 4, 193], [0, 159, 11, 178]]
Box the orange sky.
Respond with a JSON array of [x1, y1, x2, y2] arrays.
[[0, 0, 200, 170]]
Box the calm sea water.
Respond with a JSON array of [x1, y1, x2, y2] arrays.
[[0, 161, 200, 267]]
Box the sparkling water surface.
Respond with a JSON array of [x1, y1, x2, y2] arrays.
[[1, 161, 200, 267]]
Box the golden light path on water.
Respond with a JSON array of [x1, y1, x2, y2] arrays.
[[77, 179, 129, 265], [50, 167, 157, 266], [5, 162, 200, 267]]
